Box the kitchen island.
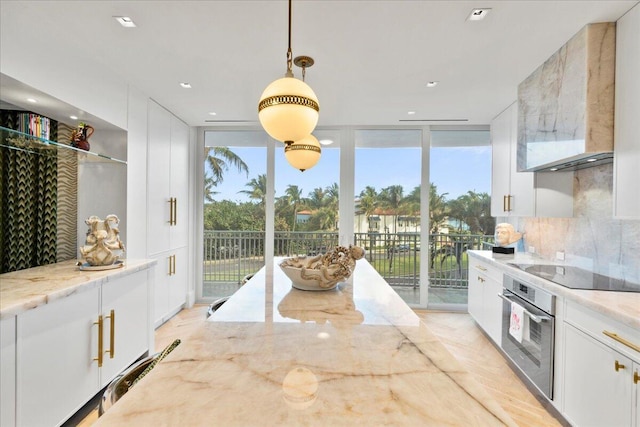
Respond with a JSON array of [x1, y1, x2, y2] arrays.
[[95, 258, 516, 426]]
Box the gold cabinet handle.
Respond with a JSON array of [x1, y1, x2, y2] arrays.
[[105, 309, 115, 359], [615, 360, 626, 372], [475, 265, 487, 272], [634, 371, 639, 385], [506, 195, 512, 212], [168, 254, 176, 275], [603, 330, 640, 353], [93, 315, 103, 367], [503, 195, 508, 212], [477, 276, 485, 283], [173, 198, 177, 225], [168, 197, 176, 225]]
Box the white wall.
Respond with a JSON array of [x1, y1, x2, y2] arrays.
[[0, 4, 128, 130]]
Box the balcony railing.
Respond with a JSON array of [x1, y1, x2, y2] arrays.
[[203, 230, 493, 298]]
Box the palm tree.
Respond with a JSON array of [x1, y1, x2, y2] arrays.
[[205, 147, 249, 187], [357, 186, 379, 232], [203, 171, 218, 203], [448, 191, 494, 234], [239, 174, 267, 205], [429, 183, 448, 234], [403, 185, 421, 232], [284, 185, 304, 231], [305, 187, 326, 210], [379, 185, 405, 233]]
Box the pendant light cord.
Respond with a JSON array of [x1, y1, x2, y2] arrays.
[[286, 0, 293, 77]]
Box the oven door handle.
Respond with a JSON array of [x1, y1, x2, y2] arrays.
[[497, 292, 550, 324]]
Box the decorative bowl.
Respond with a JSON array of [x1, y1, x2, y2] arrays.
[[279, 263, 346, 291]]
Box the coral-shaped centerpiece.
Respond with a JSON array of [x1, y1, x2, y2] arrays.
[[79, 215, 125, 267], [279, 245, 365, 291]]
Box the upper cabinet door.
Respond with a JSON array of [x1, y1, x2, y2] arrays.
[[614, 3, 640, 219], [147, 100, 173, 255], [490, 104, 512, 216], [490, 102, 535, 217], [170, 116, 189, 249]]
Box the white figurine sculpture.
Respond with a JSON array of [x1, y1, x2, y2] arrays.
[[80, 215, 125, 266]]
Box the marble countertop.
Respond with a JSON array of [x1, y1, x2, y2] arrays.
[[0, 259, 157, 319], [95, 258, 517, 426], [468, 250, 640, 330]]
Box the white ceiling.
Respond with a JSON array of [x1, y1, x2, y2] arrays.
[[1, 0, 637, 130]]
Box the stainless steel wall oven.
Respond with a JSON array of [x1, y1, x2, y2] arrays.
[[500, 274, 556, 399]]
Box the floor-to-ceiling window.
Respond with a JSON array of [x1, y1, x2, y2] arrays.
[[198, 127, 492, 309], [273, 130, 341, 258], [201, 130, 267, 300], [354, 129, 425, 306], [428, 129, 492, 308]]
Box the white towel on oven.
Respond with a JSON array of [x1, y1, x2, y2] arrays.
[[509, 302, 525, 343]]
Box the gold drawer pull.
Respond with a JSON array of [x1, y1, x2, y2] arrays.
[[615, 360, 625, 371], [173, 198, 177, 225], [106, 309, 115, 359], [168, 198, 174, 225], [477, 276, 485, 283], [634, 371, 639, 384], [93, 315, 103, 367], [603, 330, 640, 353], [475, 265, 487, 272]]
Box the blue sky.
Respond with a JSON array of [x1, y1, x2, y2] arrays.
[[207, 145, 491, 203]]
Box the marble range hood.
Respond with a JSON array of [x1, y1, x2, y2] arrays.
[[517, 23, 616, 172]]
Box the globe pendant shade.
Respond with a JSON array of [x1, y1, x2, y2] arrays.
[[284, 134, 321, 172], [258, 77, 319, 143]]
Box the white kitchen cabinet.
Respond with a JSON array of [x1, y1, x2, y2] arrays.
[[564, 324, 633, 426], [147, 100, 190, 325], [99, 271, 150, 385], [1, 316, 16, 427], [15, 271, 150, 427], [563, 301, 640, 427], [17, 287, 100, 427], [634, 361, 640, 427], [614, 3, 640, 219], [491, 102, 573, 217], [153, 246, 188, 327], [467, 256, 503, 345], [491, 102, 535, 217]]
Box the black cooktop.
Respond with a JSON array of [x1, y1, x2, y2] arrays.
[[508, 263, 640, 293]]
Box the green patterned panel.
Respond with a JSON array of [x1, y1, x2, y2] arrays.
[[0, 112, 59, 273]]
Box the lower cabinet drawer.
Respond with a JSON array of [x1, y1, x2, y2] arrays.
[[565, 300, 640, 361]]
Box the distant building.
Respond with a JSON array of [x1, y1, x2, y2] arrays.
[[354, 207, 421, 234], [296, 210, 312, 224]]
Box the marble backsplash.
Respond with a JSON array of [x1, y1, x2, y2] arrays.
[[502, 164, 640, 283]]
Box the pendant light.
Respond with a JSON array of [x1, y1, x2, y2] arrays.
[[258, 0, 320, 147], [284, 134, 321, 172]]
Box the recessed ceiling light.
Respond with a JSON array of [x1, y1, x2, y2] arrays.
[[550, 168, 559, 171], [426, 81, 438, 88], [467, 8, 491, 21], [180, 82, 192, 89], [208, 112, 217, 116], [587, 158, 598, 162], [319, 139, 333, 146], [407, 111, 416, 115], [114, 16, 136, 27], [69, 115, 78, 120], [26, 98, 37, 103]]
